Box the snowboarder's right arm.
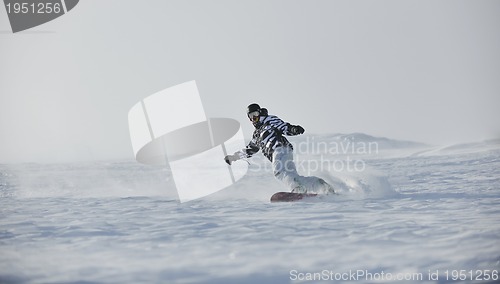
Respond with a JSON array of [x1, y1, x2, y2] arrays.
[[241, 141, 260, 158], [224, 139, 260, 165]]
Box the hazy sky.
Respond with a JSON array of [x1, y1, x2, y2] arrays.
[[1, 0, 499, 163]]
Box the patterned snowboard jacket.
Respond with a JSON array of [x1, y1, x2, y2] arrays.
[[238, 115, 300, 161]]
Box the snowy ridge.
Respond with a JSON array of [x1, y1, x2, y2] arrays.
[[309, 132, 428, 149], [412, 138, 500, 156], [289, 133, 431, 162]]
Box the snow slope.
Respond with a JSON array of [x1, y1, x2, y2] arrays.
[[1, 133, 499, 283]]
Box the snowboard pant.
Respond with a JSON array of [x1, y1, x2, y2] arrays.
[[272, 146, 333, 194]]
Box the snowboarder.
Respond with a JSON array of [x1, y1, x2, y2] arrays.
[[224, 103, 334, 194]]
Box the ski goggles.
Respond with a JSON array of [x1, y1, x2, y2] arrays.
[[248, 111, 260, 122]]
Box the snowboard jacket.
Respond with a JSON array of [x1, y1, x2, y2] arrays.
[[238, 115, 300, 161]]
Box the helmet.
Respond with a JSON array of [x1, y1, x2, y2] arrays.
[[246, 103, 262, 126], [247, 103, 261, 116]]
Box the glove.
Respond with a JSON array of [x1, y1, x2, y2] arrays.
[[224, 154, 240, 165], [290, 125, 305, 135]]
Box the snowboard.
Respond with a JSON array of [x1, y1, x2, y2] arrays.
[[270, 192, 318, 202]]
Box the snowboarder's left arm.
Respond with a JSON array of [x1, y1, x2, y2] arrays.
[[271, 116, 305, 136], [287, 124, 305, 136]]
